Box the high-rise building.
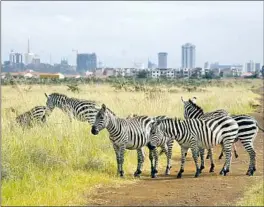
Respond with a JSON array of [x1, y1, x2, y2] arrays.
[[181, 43, 196, 69], [158, 52, 167, 69], [24, 38, 34, 65], [255, 63, 261, 72], [9, 51, 23, 65], [77, 53, 97, 72], [204, 61, 210, 69], [245, 60, 255, 73]]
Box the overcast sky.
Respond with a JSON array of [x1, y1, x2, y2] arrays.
[[2, 1, 263, 68]]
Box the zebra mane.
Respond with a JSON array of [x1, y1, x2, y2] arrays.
[[188, 99, 204, 114], [106, 107, 116, 116], [49, 93, 69, 99]]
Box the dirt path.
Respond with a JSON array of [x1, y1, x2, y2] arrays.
[[87, 87, 264, 206]]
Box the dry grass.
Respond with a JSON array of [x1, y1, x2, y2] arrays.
[[1, 79, 262, 205]]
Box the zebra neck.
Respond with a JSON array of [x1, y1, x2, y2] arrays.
[[106, 116, 122, 137]]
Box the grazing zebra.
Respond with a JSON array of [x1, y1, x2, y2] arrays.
[[127, 113, 174, 175], [148, 115, 239, 178], [45, 93, 99, 125], [13, 106, 52, 128], [182, 97, 264, 176], [91, 104, 160, 178]]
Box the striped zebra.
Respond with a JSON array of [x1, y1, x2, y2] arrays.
[[182, 97, 263, 176], [13, 106, 52, 128], [148, 116, 239, 178], [127, 114, 174, 175], [45, 93, 99, 125], [91, 104, 161, 178]]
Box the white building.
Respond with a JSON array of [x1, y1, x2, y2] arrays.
[[24, 53, 35, 65], [181, 43, 196, 69]]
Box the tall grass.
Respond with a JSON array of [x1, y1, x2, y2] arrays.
[[1, 79, 262, 205]]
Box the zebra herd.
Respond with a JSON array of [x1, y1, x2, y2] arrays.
[[13, 92, 264, 179]]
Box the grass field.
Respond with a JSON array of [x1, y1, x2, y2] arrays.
[[1, 79, 262, 205]]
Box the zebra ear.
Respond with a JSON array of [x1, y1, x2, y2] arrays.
[[45, 93, 49, 98], [181, 96, 185, 103], [192, 97, 197, 103], [102, 104, 106, 112]]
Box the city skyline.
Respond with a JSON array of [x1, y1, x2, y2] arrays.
[[2, 1, 263, 67]]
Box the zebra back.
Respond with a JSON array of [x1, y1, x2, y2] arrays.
[[16, 106, 51, 127], [45, 93, 100, 125], [182, 98, 229, 120]]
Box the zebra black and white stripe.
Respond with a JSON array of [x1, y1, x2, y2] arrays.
[[15, 106, 52, 128], [127, 113, 174, 175], [182, 97, 263, 176], [45, 93, 99, 125], [91, 104, 161, 178], [148, 116, 239, 178]]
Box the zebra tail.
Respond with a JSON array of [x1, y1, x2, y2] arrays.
[[257, 122, 264, 132]]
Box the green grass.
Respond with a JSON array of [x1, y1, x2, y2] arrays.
[[236, 182, 264, 206], [1, 79, 262, 205]]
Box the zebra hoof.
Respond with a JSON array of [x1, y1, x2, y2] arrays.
[[134, 169, 142, 178], [218, 155, 223, 160], [151, 173, 158, 178], [221, 169, 229, 176], [253, 166, 256, 171], [219, 168, 224, 175], [206, 155, 210, 159], [235, 154, 239, 158], [246, 169, 254, 176], [199, 165, 205, 173], [176, 173, 182, 179], [120, 171, 124, 177], [209, 164, 215, 173], [165, 166, 171, 175], [194, 172, 200, 178]]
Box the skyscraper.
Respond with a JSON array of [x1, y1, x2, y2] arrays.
[[158, 52, 168, 69], [77, 53, 97, 72], [181, 43, 196, 69], [245, 60, 255, 73]]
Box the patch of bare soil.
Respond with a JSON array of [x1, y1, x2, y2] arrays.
[[87, 86, 264, 206]]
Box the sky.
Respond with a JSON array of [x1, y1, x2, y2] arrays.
[[2, 1, 263, 68]]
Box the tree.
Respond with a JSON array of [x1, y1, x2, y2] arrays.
[[137, 70, 148, 79]]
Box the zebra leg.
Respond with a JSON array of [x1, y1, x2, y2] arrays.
[[219, 143, 232, 176], [119, 145, 126, 177], [177, 147, 188, 179], [134, 148, 145, 178], [113, 144, 124, 177], [151, 148, 159, 178], [199, 148, 205, 173], [208, 149, 215, 173], [206, 149, 210, 159], [218, 145, 224, 160], [233, 142, 239, 158], [241, 140, 256, 176], [163, 141, 173, 175], [191, 146, 201, 178]]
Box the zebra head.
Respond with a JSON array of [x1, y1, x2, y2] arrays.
[[147, 119, 164, 150], [91, 103, 109, 135], [45, 93, 67, 110], [181, 96, 203, 119]]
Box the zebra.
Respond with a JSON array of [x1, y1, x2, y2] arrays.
[[148, 116, 239, 178], [91, 104, 161, 178], [182, 96, 263, 176], [182, 96, 239, 160], [44, 93, 99, 125], [12, 106, 52, 128], [127, 113, 174, 175]]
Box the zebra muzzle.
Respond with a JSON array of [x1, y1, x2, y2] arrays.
[[147, 142, 156, 150], [91, 126, 99, 135]]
